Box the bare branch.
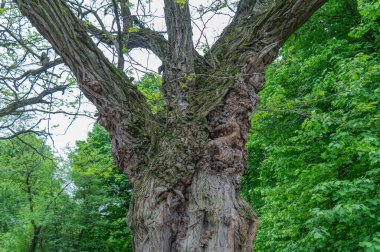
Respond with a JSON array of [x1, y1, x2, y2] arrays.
[[111, 0, 124, 70], [0, 23, 40, 59], [84, 19, 169, 61], [0, 85, 68, 117], [0, 58, 63, 82]]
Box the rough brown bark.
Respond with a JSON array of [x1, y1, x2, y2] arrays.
[[162, 0, 197, 114], [14, 0, 327, 251], [127, 65, 262, 251], [127, 116, 257, 251]]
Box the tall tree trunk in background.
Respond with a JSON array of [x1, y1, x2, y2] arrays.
[[28, 226, 42, 252], [26, 171, 42, 252], [15, 0, 326, 250]]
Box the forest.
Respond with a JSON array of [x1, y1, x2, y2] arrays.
[[0, 0, 379, 251]]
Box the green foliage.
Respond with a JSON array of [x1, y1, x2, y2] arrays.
[[136, 73, 165, 114], [0, 135, 62, 251], [175, 0, 187, 9], [350, 0, 380, 42], [0, 126, 132, 251], [128, 27, 139, 33], [242, 0, 380, 251], [68, 124, 132, 251]]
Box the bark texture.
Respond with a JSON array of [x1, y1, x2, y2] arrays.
[[15, 0, 326, 251]]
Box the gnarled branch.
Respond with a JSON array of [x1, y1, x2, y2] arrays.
[[208, 0, 326, 67], [85, 22, 169, 61], [191, 0, 327, 115], [14, 0, 157, 178]]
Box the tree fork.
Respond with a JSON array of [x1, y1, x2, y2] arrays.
[[14, 0, 327, 250]]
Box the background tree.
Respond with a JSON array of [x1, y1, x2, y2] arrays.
[[242, 0, 380, 251], [0, 135, 63, 251], [0, 126, 133, 251], [68, 124, 132, 251], [1, 0, 327, 250]]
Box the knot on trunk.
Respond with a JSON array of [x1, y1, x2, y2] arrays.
[[207, 121, 244, 172]]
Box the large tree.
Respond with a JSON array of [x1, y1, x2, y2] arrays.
[[3, 0, 325, 250]]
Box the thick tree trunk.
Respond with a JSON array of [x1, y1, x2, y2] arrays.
[[127, 73, 260, 251], [129, 163, 257, 251]]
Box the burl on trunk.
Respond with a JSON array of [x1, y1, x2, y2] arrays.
[[16, 0, 326, 250]]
